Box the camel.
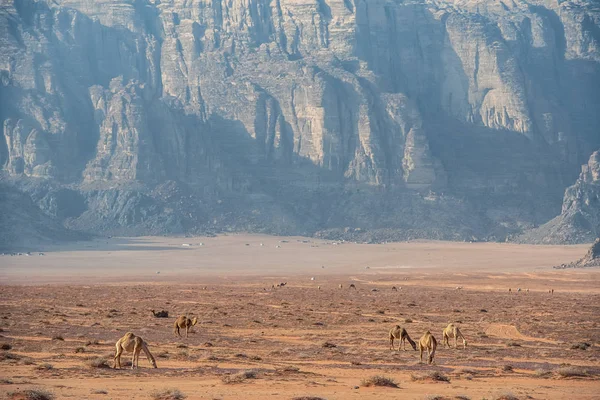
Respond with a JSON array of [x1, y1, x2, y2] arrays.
[[349, 284, 357, 290], [151, 310, 168, 318], [389, 325, 417, 351], [392, 286, 398, 291], [174, 315, 198, 338], [339, 284, 343, 289], [442, 323, 467, 349], [113, 332, 157, 369], [418, 331, 437, 364]]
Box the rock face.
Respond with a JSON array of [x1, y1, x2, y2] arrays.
[[518, 150, 600, 244], [554, 238, 600, 269], [1, 0, 599, 242]]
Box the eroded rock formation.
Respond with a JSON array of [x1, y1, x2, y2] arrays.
[[1, 0, 599, 242]]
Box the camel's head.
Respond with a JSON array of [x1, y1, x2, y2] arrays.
[[191, 317, 198, 326]]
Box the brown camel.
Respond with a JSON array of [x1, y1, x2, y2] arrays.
[[389, 325, 417, 351], [174, 315, 198, 338]]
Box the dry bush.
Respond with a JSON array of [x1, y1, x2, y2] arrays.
[[277, 365, 300, 373], [176, 344, 188, 349], [74, 347, 85, 353], [0, 352, 21, 361], [51, 336, 64, 341], [570, 342, 591, 350], [495, 392, 519, 400], [1, 343, 12, 350], [424, 396, 452, 400], [291, 397, 327, 400], [411, 371, 450, 382], [222, 370, 258, 384], [7, 388, 54, 400], [556, 366, 589, 378], [455, 396, 471, 400], [150, 388, 187, 400], [157, 351, 170, 359], [501, 365, 513, 372], [404, 318, 413, 323], [321, 342, 336, 348], [86, 357, 110, 369], [505, 341, 521, 347], [91, 389, 108, 394], [360, 375, 399, 388], [35, 363, 54, 370], [534, 369, 552, 378]]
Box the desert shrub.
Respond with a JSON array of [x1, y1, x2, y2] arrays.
[[86, 357, 110, 369], [505, 341, 521, 347], [222, 370, 258, 384], [35, 363, 54, 370], [8, 388, 54, 400], [291, 397, 327, 400], [424, 396, 452, 400], [74, 347, 85, 353], [495, 392, 519, 400], [411, 371, 450, 382], [361, 375, 398, 388], [51, 335, 64, 341], [176, 344, 188, 349], [157, 351, 170, 359], [91, 389, 108, 394], [277, 365, 300, 373], [455, 396, 471, 400], [1, 343, 12, 350], [501, 365, 513, 372], [404, 318, 413, 323], [150, 388, 186, 400], [570, 342, 591, 350], [534, 369, 552, 378], [556, 366, 589, 378], [321, 342, 336, 348]]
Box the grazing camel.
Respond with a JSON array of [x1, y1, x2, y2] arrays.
[[174, 315, 198, 338], [442, 323, 467, 349], [151, 310, 168, 318], [113, 332, 157, 369], [418, 331, 437, 364], [389, 325, 417, 351], [339, 284, 343, 289], [349, 284, 357, 290], [392, 286, 398, 291]]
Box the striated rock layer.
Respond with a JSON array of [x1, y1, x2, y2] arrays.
[[1, 0, 599, 242]]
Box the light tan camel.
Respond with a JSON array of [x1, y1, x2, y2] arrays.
[[443, 323, 467, 349], [113, 332, 157, 369], [418, 331, 437, 364], [389, 325, 417, 351], [174, 315, 198, 338]]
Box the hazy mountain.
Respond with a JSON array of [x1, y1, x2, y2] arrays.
[[1, 0, 599, 244]]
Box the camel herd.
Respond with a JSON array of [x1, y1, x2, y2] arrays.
[[388, 323, 467, 365], [114, 310, 467, 369]]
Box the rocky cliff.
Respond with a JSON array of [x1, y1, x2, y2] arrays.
[[518, 150, 600, 244], [1, 0, 599, 244]]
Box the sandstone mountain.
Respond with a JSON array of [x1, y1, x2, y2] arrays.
[[518, 150, 600, 244], [1, 0, 599, 245], [554, 237, 600, 268]]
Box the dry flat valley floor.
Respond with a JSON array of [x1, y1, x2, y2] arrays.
[[0, 235, 599, 400]]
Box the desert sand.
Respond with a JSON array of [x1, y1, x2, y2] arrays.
[[0, 235, 598, 400]]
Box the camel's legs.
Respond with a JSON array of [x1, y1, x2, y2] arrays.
[[389, 337, 394, 351], [419, 347, 423, 363], [114, 344, 123, 369], [132, 343, 139, 369]]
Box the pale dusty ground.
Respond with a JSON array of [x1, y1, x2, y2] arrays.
[[0, 235, 599, 400]]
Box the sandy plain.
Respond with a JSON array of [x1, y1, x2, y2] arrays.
[[0, 235, 599, 400]]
